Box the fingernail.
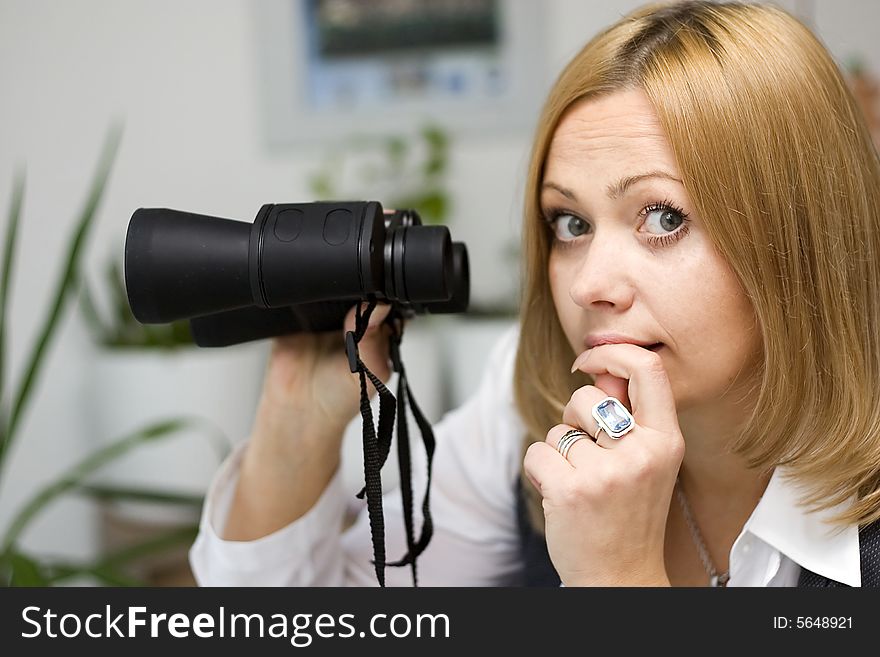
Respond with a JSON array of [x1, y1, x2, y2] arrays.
[[570, 350, 590, 373]]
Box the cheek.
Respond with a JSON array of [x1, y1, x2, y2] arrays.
[[668, 246, 755, 342], [668, 259, 761, 401], [716, 290, 762, 373], [547, 254, 567, 310], [547, 254, 564, 302], [547, 255, 580, 348], [704, 266, 759, 349]]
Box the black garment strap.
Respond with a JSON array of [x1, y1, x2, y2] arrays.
[[348, 301, 396, 587], [344, 301, 436, 587], [384, 320, 436, 585]]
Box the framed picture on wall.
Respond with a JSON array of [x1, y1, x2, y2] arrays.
[[253, 0, 546, 147]]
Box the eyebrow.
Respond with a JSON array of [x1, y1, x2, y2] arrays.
[[542, 170, 684, 202]]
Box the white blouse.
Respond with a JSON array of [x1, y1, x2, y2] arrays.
[[189, 326, 862, 587]]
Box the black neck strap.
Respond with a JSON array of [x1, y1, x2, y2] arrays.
[[344, 300, 436, 587]]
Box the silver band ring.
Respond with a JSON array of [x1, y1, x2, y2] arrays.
[[557, 428, 596, 460]]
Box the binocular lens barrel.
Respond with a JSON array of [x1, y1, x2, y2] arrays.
[[125, 208, 252, 324], [385, 225, 453, 304], [125, 202, 468, 339], [427, 243, 470, 314]]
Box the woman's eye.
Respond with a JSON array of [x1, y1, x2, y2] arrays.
[[550, 213, 590, 241], [643, 206, 685, 234]]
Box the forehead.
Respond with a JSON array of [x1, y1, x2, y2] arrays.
[[544, 89, 678, 179]]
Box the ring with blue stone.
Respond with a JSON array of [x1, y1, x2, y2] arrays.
[[591, 396, 635, 440]]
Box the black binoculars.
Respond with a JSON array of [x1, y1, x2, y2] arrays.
[[124, 201, 470, 347]]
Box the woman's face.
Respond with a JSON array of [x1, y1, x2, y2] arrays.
[[544, 88, 761, 412]]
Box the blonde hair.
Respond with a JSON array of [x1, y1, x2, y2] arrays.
[[514, 0, 880, 531]]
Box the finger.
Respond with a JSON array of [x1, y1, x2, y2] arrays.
[[564, 387, 638, 449], [339, 304, 394, 391], [592, 373, 630, 411], [562, 385, 625, 450], [546, 422, 602, 468], [523, 439, 573, 494], [592, 423, 624, 450], [366, 302, 392, 330], [570, 343, 677, 432], [271, 329, 334, 361], [343, 302, 392, 334], [358, 323, 393, 382]]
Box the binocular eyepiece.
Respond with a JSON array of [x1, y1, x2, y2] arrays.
[[124, 201, 469, 347]]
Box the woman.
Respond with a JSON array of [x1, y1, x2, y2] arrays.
[[190, 0, 880, 586]]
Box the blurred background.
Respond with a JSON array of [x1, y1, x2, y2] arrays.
[[0, 0, 878, 585]]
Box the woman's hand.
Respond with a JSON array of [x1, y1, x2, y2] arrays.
[[254, 302, 395, 444], [224, 302, 396, 541], [522, 344, 685, 586]]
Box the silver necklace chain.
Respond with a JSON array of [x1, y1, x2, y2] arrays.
[[674, 477, 730, 587]]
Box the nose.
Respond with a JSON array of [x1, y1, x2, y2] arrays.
[[567, 229, 636, 311]]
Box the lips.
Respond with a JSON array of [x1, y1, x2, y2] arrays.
[[584, 334, 665, 351]]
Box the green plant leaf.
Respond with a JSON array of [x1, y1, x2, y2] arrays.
[[6, 551, 51, 586], [392, 190, 449, 225], [309, 172, 335, 201], [1, 123, 123, 478], [421, 124, 449, 178], [386, 136, 408, 176], [76, 484, 204, 508], [170, 319, 194, 346], [417, 191, 449, 224], [847, 55, 866, 76], [108, 258, 131, 334], [0, 416, 214, 553], [79, 284, 111, 340], [422, 124, 448, 149], [0, 170, 25, 420]]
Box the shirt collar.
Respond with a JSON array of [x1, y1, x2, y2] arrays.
[[744, 468, 861, 587]]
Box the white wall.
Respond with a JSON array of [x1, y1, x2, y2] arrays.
[[1, 0, 878, 566]]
